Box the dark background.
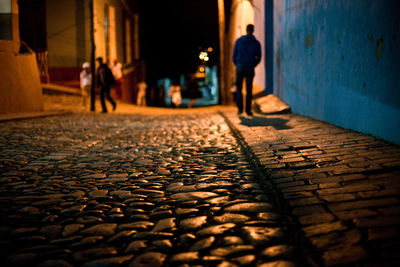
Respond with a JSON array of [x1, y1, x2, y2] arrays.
[[138, 0, 221, 84]]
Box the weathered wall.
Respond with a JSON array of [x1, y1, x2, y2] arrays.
[[253, 0, 265, 94], [94, 0, 124, 64], [0, 52, 44, 113], [0, 0, 43, 114], [47, 0, 78, 67], [46, 0, 125, 81], [273, 0, 400, 144]]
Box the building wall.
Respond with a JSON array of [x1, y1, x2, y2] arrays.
[[44, 0, 139, 103], [46, 0, 82, 81], [0, 52, 44, 113], [94, 0, 124, 64], [46, 0, 130, 82], [253, 0, 265, 94], [273, 0, 400, 144], [0, 0, 43, 114], [47, 0, 78, 67]]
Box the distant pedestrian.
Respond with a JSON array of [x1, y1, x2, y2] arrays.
[[96, 57, 116, 113], [233, 24, 261, 116], [137, 80, 147, 106], [187, 74, 199, 108], [158, 83, 166, 107], [111, 59, 123, 98], [80, 62, 92, 110], [168, 80, 182, 108]]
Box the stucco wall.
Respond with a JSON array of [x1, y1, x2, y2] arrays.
[[47, 0, 78, 67], [0, 52, 43, 113], [253, 0, 265, 93], [0, 0, 43, 114], [94, 0, 124, 64], [273, 0, 400, 144]]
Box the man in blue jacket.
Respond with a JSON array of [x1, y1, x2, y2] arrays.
[[233, 24, 261, 116]]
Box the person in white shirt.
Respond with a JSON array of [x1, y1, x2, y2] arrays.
[[168, 81, 182, 108], [111, 59, 123, 98], [80, 62, 92, 109], [137, 81, 147, 106]]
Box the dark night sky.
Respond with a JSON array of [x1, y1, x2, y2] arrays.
[[138, 0, 220, 83]]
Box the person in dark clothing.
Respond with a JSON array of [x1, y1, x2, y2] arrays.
[[188, 74, 199, 108], [158, 83, 166, 107], [96, 57, 116, 113], [233, 24, 261, 116]]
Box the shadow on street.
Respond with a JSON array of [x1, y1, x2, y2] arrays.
[[239, 115, 291, 130]]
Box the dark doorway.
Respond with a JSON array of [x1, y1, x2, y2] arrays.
[[18, 0, 48, 82]]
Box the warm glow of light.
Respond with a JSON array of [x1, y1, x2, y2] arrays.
[[199, 67, 205, 72], [207, 47, 213, 52], [199, 51, 209, 62]]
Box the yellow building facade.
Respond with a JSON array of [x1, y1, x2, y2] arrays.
[[44, 0, 140, 103]]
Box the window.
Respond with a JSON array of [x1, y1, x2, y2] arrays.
[[0, 0, 12, 40]]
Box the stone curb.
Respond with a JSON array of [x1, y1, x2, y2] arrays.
[[219, 111, 321, 266], [0, 111, 71, 122], [220, 110, 400, 266]]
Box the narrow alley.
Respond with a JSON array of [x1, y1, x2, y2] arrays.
[[1, 0, 399, 266]]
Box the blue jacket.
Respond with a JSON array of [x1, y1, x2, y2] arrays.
[[233, 34, 262, 67]]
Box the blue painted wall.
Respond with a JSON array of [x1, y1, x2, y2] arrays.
[[273, 0, 400, 144]]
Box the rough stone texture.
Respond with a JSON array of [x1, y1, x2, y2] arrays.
[[223, 110, 400, 266], [1, 103, 398, 266], [0, 109, 304, 266]]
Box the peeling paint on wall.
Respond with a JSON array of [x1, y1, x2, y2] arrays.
[[305, 33, 313, 48], [273, 0, 400, 145]]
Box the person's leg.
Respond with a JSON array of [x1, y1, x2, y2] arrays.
[[100, 87, 107, 112], [82, 91, 86, 106], [105, 88, 116, 110], [188, 98, 195, 108], [137, 92, 141, 106], [245, 67, 255, 115], [82, 86, 90, 108], [235, 67, 245, 114]]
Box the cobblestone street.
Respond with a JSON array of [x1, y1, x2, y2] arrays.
[[0, 110, 305, 267], [0, 103, 399, 266]]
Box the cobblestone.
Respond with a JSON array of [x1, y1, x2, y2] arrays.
[[3, 101, 400, 266], [223, 111, 400, 266], [0, 111, 304, 266]]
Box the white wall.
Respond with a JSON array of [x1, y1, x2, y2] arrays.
[[228, 0, 265, 95], [253, 0, 265, 93]]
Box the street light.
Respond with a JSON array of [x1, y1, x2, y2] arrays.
[[199, 51, 209, 62], [199, 50, 211, 62]]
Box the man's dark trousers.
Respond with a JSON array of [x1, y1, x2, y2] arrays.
[[236, 65, 255, 114], [100, 86, 116, 112]]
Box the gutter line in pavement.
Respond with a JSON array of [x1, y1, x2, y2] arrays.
[[219, 111, 322, 267]]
